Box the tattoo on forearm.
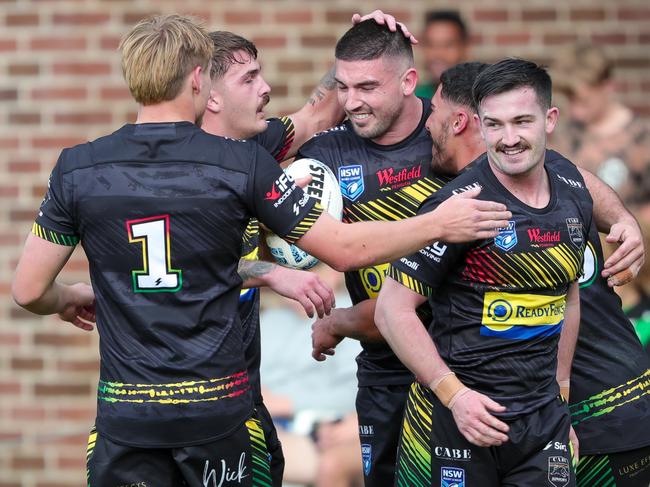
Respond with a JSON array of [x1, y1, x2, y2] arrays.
[[238, 259, 275, 282], [308, 66, 336, 106]]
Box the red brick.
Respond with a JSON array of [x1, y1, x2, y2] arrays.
[[614, 57, 650, 69], [30, 37, 86, 50], [57, 359, 100, 372], [34, 332, 92, 347], [5, 13, 39, 26], [325, 10, 357, 23], [32, 184, 47, 197], [34, 383, 93, 397], [0, 89, 18, 101], [56, 455, 85, 470], [522, 9, 557, 21], [629, 103, 650, 117], [55, 407, 95, 421], [31, 87, 87, 100], [278, 60, 314, 73], [52, 13, 110, 25], [0, 184, 19, 196], [496, 33, 531, 45], [252, 36, 287, 49], [641, 81, 650, 92], [0, 431, 22, 442], [8, 160, 40, 173], [570, 8, 606, 21], [0, 481, 21, 487], [274, 11, 313, 24], [0, 332, 21, 346], [52, 63, 111, 76], [300, 35, 337, 48], [7, 208, 35, 223], [11, 406, 46, 420], [640, 33, 650, 44], [474, 9, 509, 22], [0, 38, 16, 51], [0, 233, 20, 245], [122, 12, 158, 25], [100, 87, 131, 100], [591, 33, 627, 45], [32, 136, 86, 148], [11, 357, 44, 370], [8, 63, 39, 76], [8, 112, 41, 125], [0, 137, 19, 148], [0, 381, 21, 394], [100, 35, 121, 50], [543, 33, 579, 45], [618, 8, 650, 20], [11, 307, 38, 321], [223, 11, 262, 24], [54, 112, 112, 125], [36, 483, 83, 487], [11, 455, 45, 470]]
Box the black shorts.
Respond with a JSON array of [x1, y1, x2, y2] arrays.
[[356, 383, 410, 487], [396, 382, 575, 487], [577, 444, 650, 487], [255, 401, 284, 487], [86, 415, 271, 486]]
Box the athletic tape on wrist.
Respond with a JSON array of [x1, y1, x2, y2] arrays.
[[431, 373, 466, 408]]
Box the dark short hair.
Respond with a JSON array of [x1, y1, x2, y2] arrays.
[[472, 58, 552, 111], [424, 10, 468, 42], [335, 20, 413, 66], [440, 62, 489, 111], [209, 31, 258, 80]]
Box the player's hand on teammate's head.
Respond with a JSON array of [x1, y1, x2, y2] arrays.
[[351, 10, 418, 45], [449, 388, 510, 448], [432, 186, 511, 243], [311, 315, 344, 361], [602, 221, 645, 286], [57, 282, 96, 331]]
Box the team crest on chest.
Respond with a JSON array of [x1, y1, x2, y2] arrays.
[[565, 218, 583, 247], [494, 221, 518, 251], [338, 165, 365, 202]]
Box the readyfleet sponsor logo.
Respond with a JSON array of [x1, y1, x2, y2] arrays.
[[266, 172, 296, 208], [376, 164, 421, 190], [434, 446, 472, 461], [527, 228, 561, 247], [481, 291, 566, 339]]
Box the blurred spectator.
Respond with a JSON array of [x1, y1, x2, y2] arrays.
[[260, 265, 363, 487], [552, 44, 650, 214], [415, 10, 469, 100]]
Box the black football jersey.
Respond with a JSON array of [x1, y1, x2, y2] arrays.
[[240, 117, 296, 403], [32, 122, 322, 447], [546, 154, 650, 454], [297, 98, 452, 387], [389, 152, 592, 418]]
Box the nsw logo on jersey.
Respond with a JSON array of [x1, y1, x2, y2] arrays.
[[338, 165, 364, 202], [361, 443, 372, 476], [481, 291, 566, 339], [494, 221, 517, 251], [441, 466, 465, 487]]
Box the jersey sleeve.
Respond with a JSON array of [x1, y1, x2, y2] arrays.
[[387, 193, 467, 297], [32, 149, 79, 246], [247, 143, 323, 244], [252, 117, 296, 163]]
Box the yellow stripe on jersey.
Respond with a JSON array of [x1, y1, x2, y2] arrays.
[[387, 265, 432, 297], [284, 203, 324, 244]]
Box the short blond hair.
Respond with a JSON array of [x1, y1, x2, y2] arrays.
[[119, 14, 213, 105], [553, 44, 612, 95]]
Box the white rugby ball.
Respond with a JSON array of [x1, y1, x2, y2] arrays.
[[266, 158, 343, 269]]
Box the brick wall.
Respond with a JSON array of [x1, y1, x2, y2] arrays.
[[1, 0, 648, 484]]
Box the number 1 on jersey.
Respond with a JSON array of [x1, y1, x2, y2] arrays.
[[126, 215, 182, 293]]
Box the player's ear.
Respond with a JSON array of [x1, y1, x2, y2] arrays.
[[206, 89, 222, 114], [545, 106, 560, 135], [401, 68, 418, 96], [453, 110, 470, 135], [190, 65, 204, 94]]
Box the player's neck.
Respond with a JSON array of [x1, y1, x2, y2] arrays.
[[490, 159, 551, 209], [136, 99, 198, 125], [371, 96, 422, 146], [455, 132, 484, 173]]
